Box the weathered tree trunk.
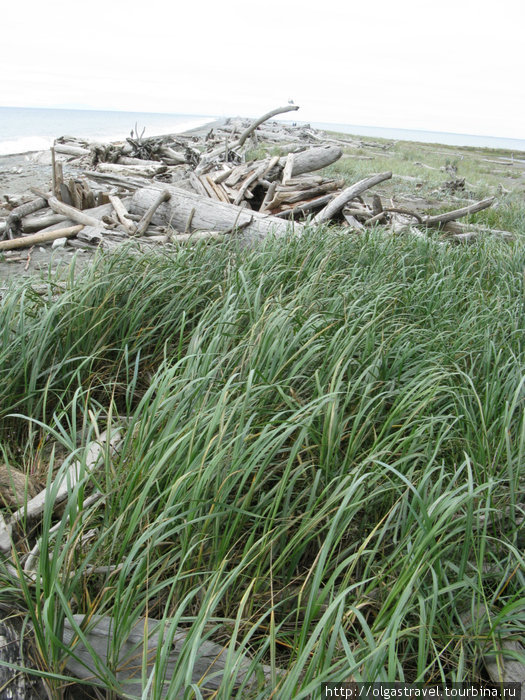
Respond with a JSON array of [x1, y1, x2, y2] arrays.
[[60, 613, 278, 698], [280, 145, 342, 177], [129, 185, 303, 242], [53, 143, 90, 157], [97, 162, 167, 178]]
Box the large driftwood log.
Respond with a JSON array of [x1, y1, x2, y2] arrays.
[[61, 614, 277, 697], [280, 145, 342, 177], [312, 172, 392, 224], [22, 212, 68, 232], [97, 162, 167, 178], [129, 185, 303, 242], [53, 143, 90, 157]]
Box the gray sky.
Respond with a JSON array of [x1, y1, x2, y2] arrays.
[[3, 0, 524, 138]]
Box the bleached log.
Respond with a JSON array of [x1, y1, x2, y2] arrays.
[[84, 171, 147, 190], [0, 429, 121, 555], [280, 145, 342, 177], [60, 614, 279, 697], [0, 225, 83, 251], [234, 156, 280, 205], [47, 196, 110, 229], [172, 231, 225, 242], [0, 614, 48, 699], [312, 172, 392, 224], [117, 156, 163, 167], [266, 181, 342, 211], [203, 105, 300, 162], [53, 143, 90, 157], [77, 226, 104, 246], [274, 193, 335, 219], [3, 197, 49, 238], [108, 195, 135, 233], [97, 162, 167, 178], [160, 146, 187, 164], [133, 189, 171, 236], [442, 220, 514, 240], [424, 197, 495, 226], [237, 105, 300, 147], [129, 184, 302, 242], [35, 202, 120, 234]]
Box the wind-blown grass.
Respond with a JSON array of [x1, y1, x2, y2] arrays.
[[0, 227, 523, 697]]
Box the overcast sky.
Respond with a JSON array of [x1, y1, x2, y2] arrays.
[[3, 0, 524, 138]]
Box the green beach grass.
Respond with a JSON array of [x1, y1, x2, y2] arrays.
[[0, 216, 524, 695]]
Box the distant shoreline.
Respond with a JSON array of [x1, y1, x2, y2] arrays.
[[1, 106, 524, 156]]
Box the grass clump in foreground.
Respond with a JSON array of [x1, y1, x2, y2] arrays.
[[0, 228, 523, 697]]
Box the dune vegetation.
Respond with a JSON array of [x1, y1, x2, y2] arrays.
[[0, 217, 523, 697]]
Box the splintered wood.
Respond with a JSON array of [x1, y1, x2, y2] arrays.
[[0, 104, 513, 250]]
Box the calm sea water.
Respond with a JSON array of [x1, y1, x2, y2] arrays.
[[1, 106, 524, 155], [0, 107, 215, 155]]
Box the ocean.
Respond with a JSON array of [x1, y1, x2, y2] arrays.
[[310, 121, 525, 152], [0, 107, 216, 156], [1, 106, 524, 156]]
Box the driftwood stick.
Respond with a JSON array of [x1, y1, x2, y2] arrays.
[[281, 153, 295, 186], [0, 429, 121, 555], [273, 193, 335, 219], [424, 197, 495, 226], [0, 225, 83, 251], [312, 172, 393, 224], [108, 195, 135, 233], [442, 221, 514, 240], [47, 196, 109, 228], [237, 105, 300, 147], [133, 189, 171, 236], [233, 156, 279, 206], [4, 198, 48, 239], [259, 181, 277, 213]]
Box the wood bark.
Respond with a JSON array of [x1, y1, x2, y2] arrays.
[[129, 184, 303, 242], [312, 172, 392, 224], [0, 614, 47, 699]]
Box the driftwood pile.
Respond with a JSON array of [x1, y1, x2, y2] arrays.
[[0, 104, 514, 257]]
